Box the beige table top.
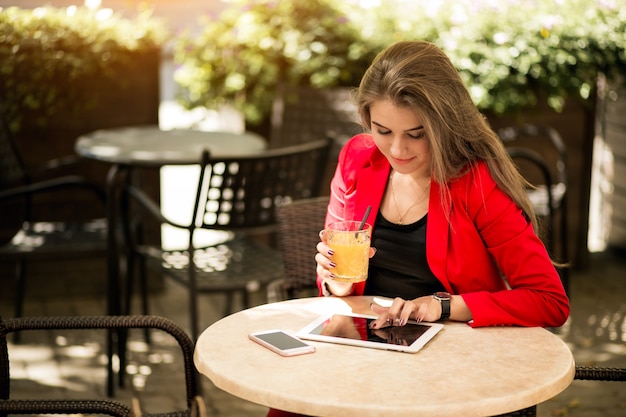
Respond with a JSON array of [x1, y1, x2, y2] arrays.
[[75, 125, 267, 166], [194, 296, 575, 417]]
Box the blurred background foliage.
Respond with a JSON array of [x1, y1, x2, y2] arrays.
[[173, 0, 380, 124], [2, 0, 624, 130], [0, 4, 168, 131], [174, 0, 626, 125]]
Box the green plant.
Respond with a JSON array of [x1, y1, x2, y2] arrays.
[[173, 0, 380, 125], [0, 4, 168, 131], [174, 0, 626, 124], [351, 0, 626, 114]]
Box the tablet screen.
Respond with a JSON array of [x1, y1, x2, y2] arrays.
[[308, 314, 431, 346]]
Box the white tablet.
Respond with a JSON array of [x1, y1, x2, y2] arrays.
[[296, 312, 443, 353]]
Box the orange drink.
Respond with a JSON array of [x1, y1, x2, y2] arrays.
[[326, 221, 372, 283]]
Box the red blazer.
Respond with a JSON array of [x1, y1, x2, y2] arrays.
[[319, 134, 570, 328]]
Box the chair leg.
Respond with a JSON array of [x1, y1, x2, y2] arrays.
[[117, 251, 131, 390], [123, 219, 151, 344], [13, 260, 26, 344], [117, 329, 127, 389], [189, 286, 200, 342], [135, 221, 151, 344], [138, 258, 151, 344], [106, 328, 115, 397]]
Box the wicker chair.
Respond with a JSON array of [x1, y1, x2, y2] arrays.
[[267, 196, 330, 302], [122, 139, 333, 341], [0, 399, 133, 417], [0, 315, 201, 417], [575, 365, 626, 381], [0, 105, 107, 322]]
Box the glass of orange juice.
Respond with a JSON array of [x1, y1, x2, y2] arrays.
[[326, 221, 372, 283]]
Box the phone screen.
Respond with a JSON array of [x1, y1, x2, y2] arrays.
[[309, 314, 430, 346], [254, 331, 311, 350]]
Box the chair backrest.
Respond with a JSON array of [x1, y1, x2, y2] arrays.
[[497, 124, 567, 190], [195, 138, 333, 234], [269, 86, 362, 148], [575, 366, 626, 381], [0, 315, 199, 413], [506, 145, 556, 217], [276, 196, 330, 297], [0, 399, 132, 417]]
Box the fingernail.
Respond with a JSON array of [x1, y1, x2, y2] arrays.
[[329, 273, 335, 279], [329, 261, 337, 268], [328, 249, 335, 256], [399, 318, 406, 326], [369, 322, 377, 329]]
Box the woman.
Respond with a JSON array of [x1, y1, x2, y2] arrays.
[[268, 40, 569, 417], [317, 39, 569, 328]]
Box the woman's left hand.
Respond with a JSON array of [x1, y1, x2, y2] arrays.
[[369, 296, 442, 329]]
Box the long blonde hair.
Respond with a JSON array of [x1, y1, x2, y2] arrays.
[[355, 40, 539, 232]]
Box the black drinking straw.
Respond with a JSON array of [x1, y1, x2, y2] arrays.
[[358, 206, 372, 231]]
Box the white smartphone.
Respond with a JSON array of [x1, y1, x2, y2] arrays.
[[248, 329, 316, 357]]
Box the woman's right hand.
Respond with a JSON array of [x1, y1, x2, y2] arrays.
[[315, 229, 335, 281]]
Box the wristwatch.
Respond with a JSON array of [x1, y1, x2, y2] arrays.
[[433, 291, 451, 320]]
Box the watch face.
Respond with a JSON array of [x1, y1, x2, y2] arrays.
[[434, 291, 451, 300]]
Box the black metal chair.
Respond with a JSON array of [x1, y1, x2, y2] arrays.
[[267, 196, 330, 302], [122, 138, 333, 341], [0, 105, 108, 323], [497, 124, 569, 293], [0, 315, 202, 417]]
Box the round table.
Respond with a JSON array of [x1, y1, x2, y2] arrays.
[[75, 125, 267, 165], [194, 296, 575, 417]]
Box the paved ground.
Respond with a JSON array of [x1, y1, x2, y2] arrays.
[[1, 250, 625, 417]]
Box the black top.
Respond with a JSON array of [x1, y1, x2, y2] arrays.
[[364, 211, 445, 299]]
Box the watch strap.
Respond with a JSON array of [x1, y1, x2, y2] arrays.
[[433, 292, 451, 321], [439, 298, 450, 320]]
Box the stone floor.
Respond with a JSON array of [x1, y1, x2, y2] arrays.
[[1, 250, 625, 417]]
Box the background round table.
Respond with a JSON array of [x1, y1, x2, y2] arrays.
[[194, 296, 574, 417], [75, 126, 267, 165]]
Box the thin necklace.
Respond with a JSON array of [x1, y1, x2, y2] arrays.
[[389, 171, 430, 225]]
